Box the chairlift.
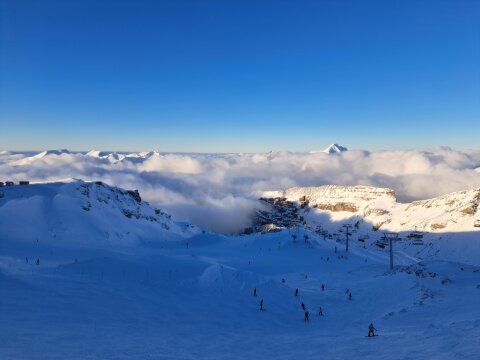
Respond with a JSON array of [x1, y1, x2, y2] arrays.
[[407, 231, 424, 239], [412, 238, 424, 245], [375, 240, 386, 249]]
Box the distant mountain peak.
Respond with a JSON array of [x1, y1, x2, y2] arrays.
[[322, 143, 348, 154]]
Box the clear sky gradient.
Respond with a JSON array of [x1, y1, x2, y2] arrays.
[[1, 0, 479, 152]]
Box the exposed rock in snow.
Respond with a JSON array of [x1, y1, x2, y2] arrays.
[[262, 185, 480, 233], [0, 180, 198, 248]]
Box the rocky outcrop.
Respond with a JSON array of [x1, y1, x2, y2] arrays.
[[256, 185, 480, 234]]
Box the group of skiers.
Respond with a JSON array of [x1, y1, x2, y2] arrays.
[[252, 282, 377, 336]]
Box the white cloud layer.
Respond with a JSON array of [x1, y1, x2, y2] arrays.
[[1, 147, 480, 233]]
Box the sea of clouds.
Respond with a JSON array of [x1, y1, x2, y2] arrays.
[[1, 147, 480, 233]]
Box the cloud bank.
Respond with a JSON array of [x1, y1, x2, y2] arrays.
[[1, 147, 480, 233]]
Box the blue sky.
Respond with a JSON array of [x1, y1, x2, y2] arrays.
[[1, 0, 479, 152]]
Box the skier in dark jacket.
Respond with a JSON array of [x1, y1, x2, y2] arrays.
[[349, 292, 352, 301], [368, 323, 377, 337], [301, 302, 306, 310], [318, 306, 323, 316], [294, 288, 299, 296], [260, 299, 264, 311], [321, 284, 325, 291], [253, 287, 257, 296], [304, 311, 309, 322]]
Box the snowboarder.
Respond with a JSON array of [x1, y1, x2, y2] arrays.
[[253, 287, 257, 297], [321, 284, 325, 291], [301, 302, 306, 310], [368, 323, 377, 337], [260, 299, 264, 311], [304, 311, 309, 322], [294, 288, 299, 296], [349, 292, 352, 301], [318, 307, 323, 316]]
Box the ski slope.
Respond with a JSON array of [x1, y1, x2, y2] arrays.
[[0, 182, 479, 359]]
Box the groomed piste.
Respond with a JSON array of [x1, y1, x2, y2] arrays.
[[0, 181, 479, 359]]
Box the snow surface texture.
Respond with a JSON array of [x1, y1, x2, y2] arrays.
[[1, 145, 480, 232], [1, 182, 480, 359]]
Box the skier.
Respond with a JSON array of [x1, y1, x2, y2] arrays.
[[282, 278, 285, 284], [301, 302, 306, 310], [253, 287, 257, 297], [349, 292, 352, 301], [368, 323, 377, 337], [304, 311, 309, 322], [318, 306, 323, 316], [36, 259, 39, 265], [321, 284, 325, 291], [260, 299, 264, 311], [25, 257, 28, 264], [294, 288, 299, 296]]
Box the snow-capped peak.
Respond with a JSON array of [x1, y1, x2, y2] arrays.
[[86, 150, 108, 158], [322, 143, 348, 154]]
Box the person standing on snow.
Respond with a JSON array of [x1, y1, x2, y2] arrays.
[[301, 302, 306, 310], [304, 311, 309, 322], [349, 292, 352, 301], [368, 323, 377, 337], [294, 288, 299, 296], [318, 307, 323, 316], [260, 299, 264, 311], [253, 287, 257, 296]]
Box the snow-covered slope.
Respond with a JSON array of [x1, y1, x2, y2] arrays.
[[1, 226, 479, 359], [261, 185, 480, 265], [1, 182, 479, 359], [0, 180, 197, 249], [264, 185, 480, 233]]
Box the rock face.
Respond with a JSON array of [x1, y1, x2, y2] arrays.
[[258, 185, 480, 234]]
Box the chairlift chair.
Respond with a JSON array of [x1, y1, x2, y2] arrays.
[[375, 241, 386, 249], [412, 238, 424, 245]]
